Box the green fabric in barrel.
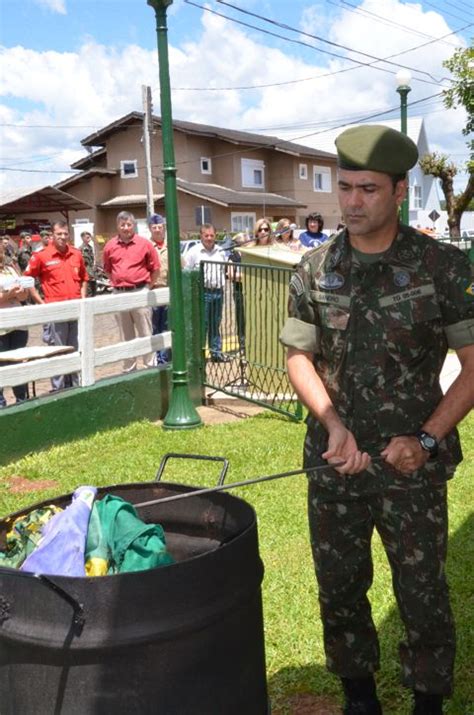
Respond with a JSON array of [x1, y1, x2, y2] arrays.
[[85, 494, 174, 575]]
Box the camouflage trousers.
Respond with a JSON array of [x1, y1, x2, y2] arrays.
[[308, 478, 455, 695]]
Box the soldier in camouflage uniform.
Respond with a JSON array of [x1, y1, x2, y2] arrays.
[[280, 125, 474, 715], [17, 231, 33, 272], [79, 230, 96, 296]]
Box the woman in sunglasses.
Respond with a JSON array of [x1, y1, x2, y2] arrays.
[[253, 218, 274, 246]]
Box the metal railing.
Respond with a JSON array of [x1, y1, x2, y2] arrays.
[[199, 260, 302, 421]]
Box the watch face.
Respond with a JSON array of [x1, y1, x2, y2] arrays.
[[424, 436, 436, 449]]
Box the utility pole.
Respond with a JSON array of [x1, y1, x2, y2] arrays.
[[142, 84, 155, 219]]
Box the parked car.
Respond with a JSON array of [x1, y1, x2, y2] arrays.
[[179, 239, 201, 260]]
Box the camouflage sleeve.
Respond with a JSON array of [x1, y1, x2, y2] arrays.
[[279, 260, 321, 352], [436, 246, 474, 349]]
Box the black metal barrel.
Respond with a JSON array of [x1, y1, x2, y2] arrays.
[[0, 480, 269, 714]]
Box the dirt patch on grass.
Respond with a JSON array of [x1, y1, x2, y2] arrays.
[[7, 475, 58, 494], [273, 693, 340, 715]]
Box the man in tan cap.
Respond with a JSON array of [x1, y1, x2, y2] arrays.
[[280, 125, 474, 714]]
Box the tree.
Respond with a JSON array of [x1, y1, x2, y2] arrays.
[[419, 46, 473, 238]]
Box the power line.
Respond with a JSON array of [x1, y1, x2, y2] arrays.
[[167, 22, 471, 92], [421, 0, 471, 23], [214, 0, 453, 83], [328, 0, 466, 48], [0, 93, 450, 177], [185, 0, 447, 88]]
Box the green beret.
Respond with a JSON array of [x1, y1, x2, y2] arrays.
[[40, 230, 50, 237], [335, 125, 418, 174], [20, 231, 31, 238]]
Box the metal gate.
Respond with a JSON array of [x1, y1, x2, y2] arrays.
[[199, 260, 302, 420]]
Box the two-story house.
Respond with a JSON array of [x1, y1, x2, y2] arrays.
[[51, 111, 340, 237]]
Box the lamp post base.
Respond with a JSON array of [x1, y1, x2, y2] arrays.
[[163, 383, 203, 430]]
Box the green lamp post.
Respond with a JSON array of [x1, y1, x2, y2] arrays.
[[396, 69, 412, 226], [148, 0, 202, 429]]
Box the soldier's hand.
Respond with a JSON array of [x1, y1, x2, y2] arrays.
[[322, 425, 371, 475], [381, 436, 429, 474]]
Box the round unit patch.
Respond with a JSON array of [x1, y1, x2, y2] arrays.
[[318, 272, 345, 290], [393, 270, 411, 288]]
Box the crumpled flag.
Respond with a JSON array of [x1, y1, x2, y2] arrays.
[[84, 501, 109, 576], [21, 486, 97, 577], [0, 505, 62, 569], [85, 494, 174, 575]]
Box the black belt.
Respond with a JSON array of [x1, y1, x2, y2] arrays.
[[114, 283, 148, 292], [205, 287, 223, 293]]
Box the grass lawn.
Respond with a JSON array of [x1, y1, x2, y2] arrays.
[[0, 411, 472, 714]]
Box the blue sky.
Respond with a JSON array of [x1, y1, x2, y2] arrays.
[[0, 0, 472, 192]]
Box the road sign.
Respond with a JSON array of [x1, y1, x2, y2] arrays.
[[428, 209, 440, 223]]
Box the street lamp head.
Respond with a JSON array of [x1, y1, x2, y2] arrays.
[[147, 0, 173, 8], [396, 69, 412, 89]]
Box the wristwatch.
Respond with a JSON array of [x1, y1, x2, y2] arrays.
[[415, 430, 439, 458]]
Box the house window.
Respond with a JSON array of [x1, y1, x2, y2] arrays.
[[299, 163, 308, 180], [241, 159, 265, 188], [231, 212, 256, 233], [413, 184, 422, 209], [120, 160, 138, 179], [200, 157, 212, 175], [195, 206, 212, 226], [313, 165, 332, 192]]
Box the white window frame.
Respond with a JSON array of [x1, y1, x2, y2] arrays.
[[313, 165, 332, 193], [299, 163, 308, 180], [231, 212, 256, 233], [120, 160, 138, 179], [413, 184, 423, 209], [200, 157, 212, 175], [241, 158, 265, 189]]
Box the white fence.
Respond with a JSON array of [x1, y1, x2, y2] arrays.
[[0, 288, 171, 391]]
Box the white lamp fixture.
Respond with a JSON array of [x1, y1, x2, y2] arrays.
[[396, 69, 412, 89]]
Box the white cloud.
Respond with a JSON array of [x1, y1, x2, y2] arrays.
[[34, 0, 67, 15], [0, 0, 469, 195]]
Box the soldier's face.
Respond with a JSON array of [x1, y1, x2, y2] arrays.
[[337, 169, 406, 239]]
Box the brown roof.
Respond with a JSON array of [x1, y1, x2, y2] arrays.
[[97, 180, 306, 211], [0, 186, 93, 215], [80, 111, 336, 160], [71, 147, 107, 170], [99, 193, 165, 208], [176, 179, 306, 208], [55, 168, 116, 191]]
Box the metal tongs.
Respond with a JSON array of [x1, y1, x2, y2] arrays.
[[134, 452, 381, 510]]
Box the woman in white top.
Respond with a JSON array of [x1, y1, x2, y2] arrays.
[[0, 244, 30, 405]]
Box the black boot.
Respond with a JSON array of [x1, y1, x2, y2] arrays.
[[412, 690, 444, 714], [341, 676, 383, 714]]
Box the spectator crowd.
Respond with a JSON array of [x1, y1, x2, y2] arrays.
[[0, 209, 334, 405]]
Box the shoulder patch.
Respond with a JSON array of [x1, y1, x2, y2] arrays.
[[290, 273, 305, 296]]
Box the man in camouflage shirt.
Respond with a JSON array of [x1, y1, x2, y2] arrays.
[[79, 230, 96, 296], [280, 125, 474, 715]]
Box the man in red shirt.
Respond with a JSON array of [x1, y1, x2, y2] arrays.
[[25, 220, 88, 390], [103, 211, 160, 371]]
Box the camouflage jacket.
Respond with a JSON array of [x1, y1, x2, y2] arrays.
[[80, 243, 96, 280], [281, 226, 474, 479]]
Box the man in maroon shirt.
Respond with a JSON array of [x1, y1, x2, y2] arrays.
[[25, 220, 88, 390], [103, 211, 160, 371]]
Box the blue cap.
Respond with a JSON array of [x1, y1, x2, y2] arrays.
[[148, 213, 165, 225]]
